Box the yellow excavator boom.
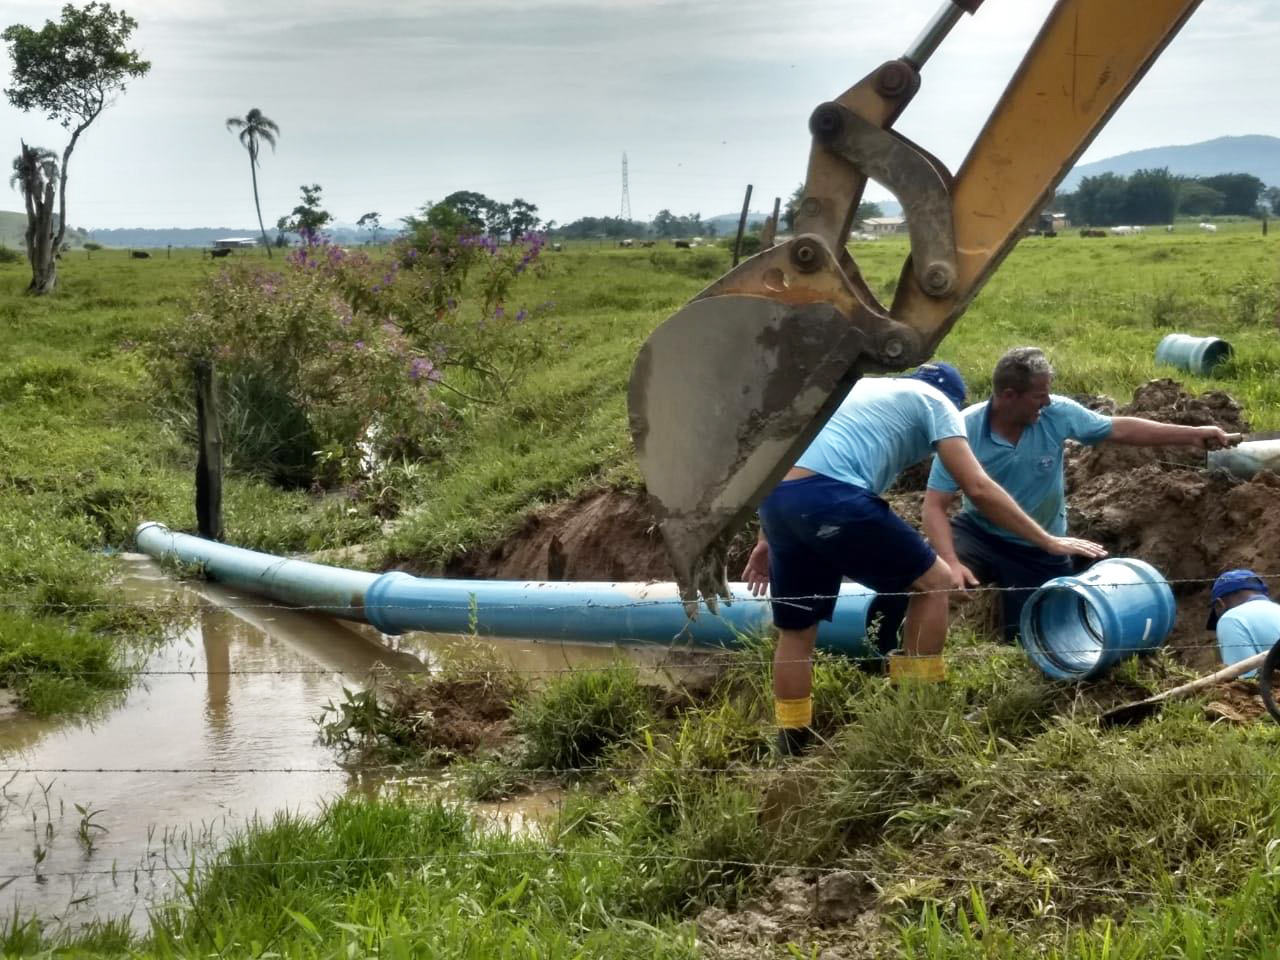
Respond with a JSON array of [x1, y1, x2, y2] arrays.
[[626, 0, 1206, 611]]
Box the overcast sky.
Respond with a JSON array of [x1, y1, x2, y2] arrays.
[[2, 0, 1278, 230]]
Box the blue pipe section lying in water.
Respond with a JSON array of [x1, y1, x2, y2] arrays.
[[135, 522, 879, 656]]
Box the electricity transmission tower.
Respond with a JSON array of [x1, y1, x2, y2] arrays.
[[620, 152, 632, 221]]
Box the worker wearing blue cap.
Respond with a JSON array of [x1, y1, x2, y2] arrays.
[[923, 346, 1232, 644], [1208, 569, 1280, 669], [743, 361, 1106, 755]]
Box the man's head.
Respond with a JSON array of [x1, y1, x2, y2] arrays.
[[1207, 569, 1270, 629], [991, 346, 1053, 425], [907, 361, 967, 409]]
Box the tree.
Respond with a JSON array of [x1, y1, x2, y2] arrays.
[[485, 200, 511, 241], [507, 198, 540, 242], [652, 209, 678, 237], [856, 201, 884, 221], [356, 211, 381, 245], [3, 2, 150, 293], [1073, 172, 1128, 226], [783, 182, 804, 232], [440, 190, 493, 230], [226, 108, 280, 257], [280, 184, 331, 242], [1200, 173, 1265, 216], [10, 142, 58, 275], [1263, 186, 1280, 216], [1123, 167, 1177, 224], [1177, 181, 1225, 217]]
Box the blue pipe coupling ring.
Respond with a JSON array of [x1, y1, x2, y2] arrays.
[[1019, 557, 1175, 681]]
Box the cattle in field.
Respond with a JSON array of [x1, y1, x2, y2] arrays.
[[673, 239, 691, 249], [551, 242, 563, 251], [130, 250, 150, 259], [1109, 225, 1135, 236], [1199, 222, 1218, 233], [618, 239, 634, 248], [1080, 228, 1107, 238]]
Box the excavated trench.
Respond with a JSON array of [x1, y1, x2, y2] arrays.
[[453, 379, 1277, 678]]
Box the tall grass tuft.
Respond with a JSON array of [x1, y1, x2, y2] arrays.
[[515, 660, 655, 771]]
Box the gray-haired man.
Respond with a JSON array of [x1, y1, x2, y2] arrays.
[[922, 346, 1231, 643]]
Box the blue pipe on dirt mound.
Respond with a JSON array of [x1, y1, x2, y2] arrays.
[[135, 522, 880, 655]]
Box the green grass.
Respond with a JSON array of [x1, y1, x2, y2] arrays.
[[0, 248, 382, 716]]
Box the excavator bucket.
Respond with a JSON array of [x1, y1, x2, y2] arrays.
[[628, 292, 872, 610]]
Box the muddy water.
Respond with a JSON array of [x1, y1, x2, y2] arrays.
[[0, 556, 690, 933]]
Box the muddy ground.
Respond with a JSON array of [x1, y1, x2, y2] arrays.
[[445, 379, 1277, 679]]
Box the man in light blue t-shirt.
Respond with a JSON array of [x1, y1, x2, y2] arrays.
[[742, 363, 1106, 755], [1207, 569, 1280, 669], [923, 346, 1231, 644]]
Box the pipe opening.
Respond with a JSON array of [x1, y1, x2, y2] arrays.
[[1200, 339, 1232, 370], [1023, 586, 1106, 678]]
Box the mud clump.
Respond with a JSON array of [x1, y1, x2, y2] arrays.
[[697, 871, 887, 960], [383, 676, 517, 756]]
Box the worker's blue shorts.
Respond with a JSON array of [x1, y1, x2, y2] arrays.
[[759, 474, 936, 631]]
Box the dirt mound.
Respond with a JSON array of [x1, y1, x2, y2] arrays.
[[448, 488, 762, 584], [1068, 379, 1248, 486], [447, 490, 673, 581]]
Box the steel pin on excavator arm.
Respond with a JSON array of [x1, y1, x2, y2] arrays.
[[628, 0, 1206, 613]]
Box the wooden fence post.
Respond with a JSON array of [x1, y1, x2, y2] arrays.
[[732, 183, 754, 267], [194, 359, 224, 541]]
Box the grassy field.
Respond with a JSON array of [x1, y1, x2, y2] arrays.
[[2, 229, 1280, 955]]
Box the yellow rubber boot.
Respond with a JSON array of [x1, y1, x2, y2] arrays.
[[774, 697, 813, 755], [888, 652, 946, 684]]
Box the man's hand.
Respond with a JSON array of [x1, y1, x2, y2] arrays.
[[741, 541, 770, 596], [1043, 536, 1108, 560], [944, 558, 980, 591], [1189, 425, 1232, 450]]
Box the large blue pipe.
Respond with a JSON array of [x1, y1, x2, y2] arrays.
[[135, 523, 880, 655]]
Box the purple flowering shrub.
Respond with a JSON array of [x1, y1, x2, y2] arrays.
[[152, 231, 551, 489]]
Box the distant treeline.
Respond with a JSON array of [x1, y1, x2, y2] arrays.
[[85, 225, 376, 248], [1055, 169, 1280, 227]]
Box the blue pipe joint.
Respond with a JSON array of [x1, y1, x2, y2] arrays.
[[1155, 333, 1232, 377], [1019, 557, 1175, 681]]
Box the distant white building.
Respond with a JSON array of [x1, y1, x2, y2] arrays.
[[862, 216, 907, 235], [212, 237, 259, 250]]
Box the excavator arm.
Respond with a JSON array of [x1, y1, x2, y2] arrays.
[[627, 0, 1206, 612]]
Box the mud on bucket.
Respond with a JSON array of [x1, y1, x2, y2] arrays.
[[1019, 558, 1175, 681]]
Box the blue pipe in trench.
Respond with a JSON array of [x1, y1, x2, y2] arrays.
[[135, 522, 880, 656]]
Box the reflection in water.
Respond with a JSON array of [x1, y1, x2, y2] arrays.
[[0, 555, 711, 934], [0, 556, 431, 934]]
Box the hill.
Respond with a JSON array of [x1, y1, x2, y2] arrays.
[[704, 211, 771, 234], [1061, 135, 1280, 191], [1, 210, 27, 249]]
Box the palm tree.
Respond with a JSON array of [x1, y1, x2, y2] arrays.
[[11, 143, 60, 291], [226, 108, 280, 257]]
